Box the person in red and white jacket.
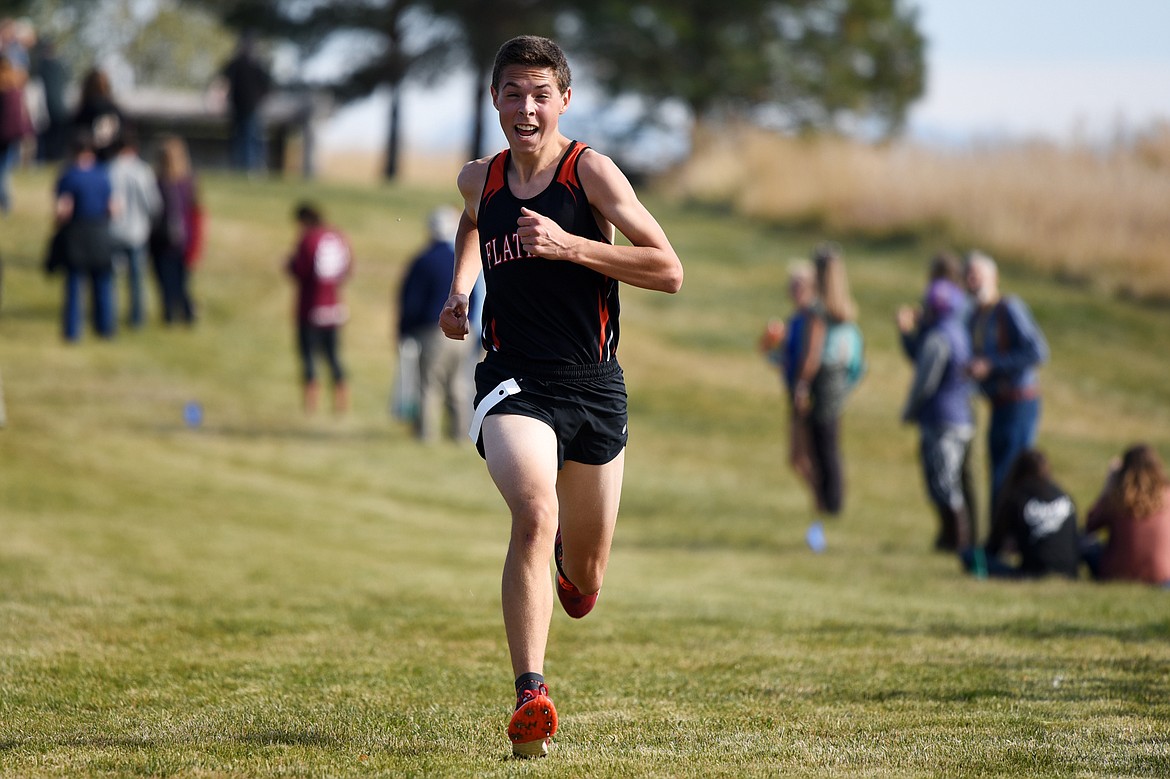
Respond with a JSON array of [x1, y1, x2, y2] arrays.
[[286, 201, 353, 413]]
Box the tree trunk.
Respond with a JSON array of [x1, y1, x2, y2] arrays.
[[383, 84, 401, 180], [469, 61, 488, 162]]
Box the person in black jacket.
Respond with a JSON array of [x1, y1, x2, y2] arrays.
[[218, 32, 271, 174], [71, 67, 123, 162], [969, 448, 1080, 578]]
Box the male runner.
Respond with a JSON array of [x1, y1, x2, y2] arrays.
[[439, 35, 683, 757]]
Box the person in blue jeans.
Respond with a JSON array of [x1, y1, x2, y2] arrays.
[[963, 250, 1049, 523], [109, 127, 161, 327], [51, 130, 116, 341], [218, 33, 271, 174]]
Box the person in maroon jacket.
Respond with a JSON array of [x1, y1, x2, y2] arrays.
[[1082, 443, 1170, 587], [149, 135, 200, 325], [286, 201, 353, 414], [0, 52, 33, 214]]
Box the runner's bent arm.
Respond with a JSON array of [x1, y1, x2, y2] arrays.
[[515, 150, 683, 294], [440, 159, 489, 340]]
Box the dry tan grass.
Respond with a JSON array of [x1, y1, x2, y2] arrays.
[[664, 123, 1170, 301]]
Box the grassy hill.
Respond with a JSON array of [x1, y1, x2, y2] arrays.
[[1, 166, 1168, 778]]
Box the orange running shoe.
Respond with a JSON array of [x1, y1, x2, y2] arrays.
[[554, 528, 598, 618], [508, 683, 558, 757]]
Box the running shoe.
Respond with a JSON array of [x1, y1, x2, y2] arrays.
[[554, 528, 598, 618], [508, 683, 558, 757]]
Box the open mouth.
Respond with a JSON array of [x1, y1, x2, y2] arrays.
[[515, 124, 538, 139]]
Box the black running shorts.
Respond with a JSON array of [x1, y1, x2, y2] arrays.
[[472, 354, 628, 468]]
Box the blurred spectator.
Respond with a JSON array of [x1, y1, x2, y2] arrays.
[[48, 129, 116, 341], [109, 126, 161, 328], [789, 243, 864, 532], [901, 279, 977, 553], [397, 206, 478, 442], [964, 250, 1049, 523], [286, 202, 353, 414], [1082, 444, 1170, 587], [30, 37, 68, 163], [972, 449, 1079, 578], [0, 18, 31, 71], [760, 260, 820, 519], [895, 250, 965, 358], [0, 52, 33, 214], [896, 251, 978, 538], [218, 32, 272, 174], [149, 135, 201, 325], [72, 67, 123, 162]]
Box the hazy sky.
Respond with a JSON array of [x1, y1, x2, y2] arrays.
[[321, 0, 1170, 152], [908, 0, 1170, 141]]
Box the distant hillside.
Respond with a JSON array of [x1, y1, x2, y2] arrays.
[[663, 123, 1170, 304]]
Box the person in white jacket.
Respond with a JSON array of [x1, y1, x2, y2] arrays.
[[108, 127, 161, 328]]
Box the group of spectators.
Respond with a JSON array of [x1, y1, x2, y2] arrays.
[[0, 18, 278, 340], [1, 18, 95, 207], [5, 17, 471, 436], [762, 244, 1169, 588], [44, 70, 202, 340], [282, 201, 484, 438], [0, 17, 37, 214], [895, 250, 1169, 587]]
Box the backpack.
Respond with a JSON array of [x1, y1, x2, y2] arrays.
[[822, 319, 866, 391]]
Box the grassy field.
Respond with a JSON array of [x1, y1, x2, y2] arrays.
[[1, 163, 1169, 778]]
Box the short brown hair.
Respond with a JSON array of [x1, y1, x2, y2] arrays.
[[491, 35, 571, 94]]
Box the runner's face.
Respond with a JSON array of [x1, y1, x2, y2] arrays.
[[491, 65, 569, 152]]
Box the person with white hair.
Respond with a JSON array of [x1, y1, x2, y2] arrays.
[[397, 205, 479, 442], [963, 250, 1049, 526]]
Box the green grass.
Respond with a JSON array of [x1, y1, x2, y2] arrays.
[[2, 165, 1169, 778]]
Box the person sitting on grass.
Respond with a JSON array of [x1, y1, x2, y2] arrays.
[[1082, 443, 1170, 587], [969, 448, 1079, 579]]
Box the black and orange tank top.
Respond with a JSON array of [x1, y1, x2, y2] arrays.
[[476, 140, 619, 366]]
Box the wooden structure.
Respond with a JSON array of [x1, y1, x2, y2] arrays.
[[118, 87, 333, 177]]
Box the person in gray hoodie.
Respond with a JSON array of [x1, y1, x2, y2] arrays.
[[902, 279, 977, 554], [108, 128, 160, 327]]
